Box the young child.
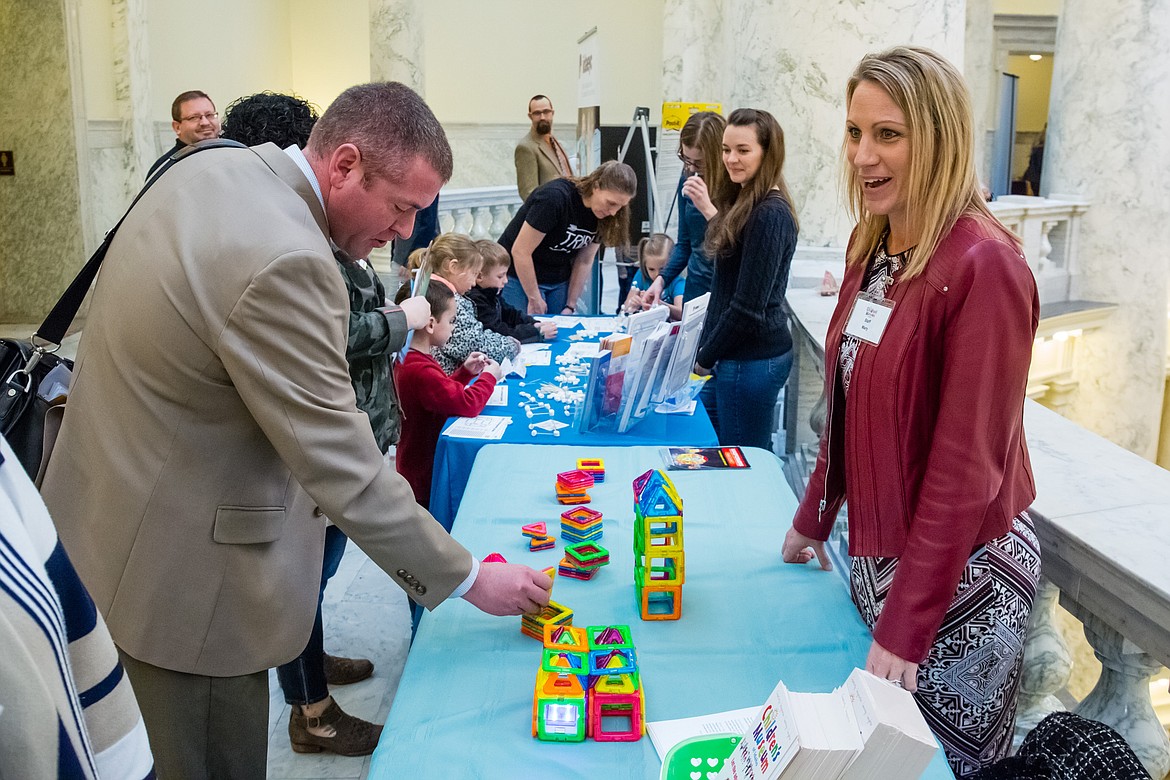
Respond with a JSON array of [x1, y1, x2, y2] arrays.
[[623, 233, 684, 320], [466, 240, 558, 344], [421, 234, 521, 374], [395, 282, 503, 508]]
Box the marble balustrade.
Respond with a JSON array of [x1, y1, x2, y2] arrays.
[[434, 185, 522, 239], [988, 195, 1090, 305], [783, 237, 1170, 777]]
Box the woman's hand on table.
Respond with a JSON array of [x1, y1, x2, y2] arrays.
[[781, 526, 832, 571], [537, 320, 558, 340], [463, 562, 553, 616], [527, 294, 547, 316], [866, 641, 919, 693]]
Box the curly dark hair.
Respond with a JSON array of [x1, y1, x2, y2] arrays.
[[220, 92, 320, 150]]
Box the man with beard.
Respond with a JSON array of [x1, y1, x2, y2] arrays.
[[514, 94, 574, 200]]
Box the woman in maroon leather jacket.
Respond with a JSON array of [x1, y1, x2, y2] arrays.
[[781, 46, 1041, 778]]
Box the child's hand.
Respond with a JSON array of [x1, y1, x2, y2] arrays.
[[483, 359, 504, 380], [463, 351, 489, 374], [538, 321, 558, 340]]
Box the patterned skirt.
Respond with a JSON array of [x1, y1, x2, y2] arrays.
[[849, 513, 1042, 779]]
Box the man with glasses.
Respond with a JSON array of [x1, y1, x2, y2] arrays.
[[514, 94, 574, 200], [146, 90, 221, 178]]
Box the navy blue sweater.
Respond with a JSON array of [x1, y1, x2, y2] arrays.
[[696, 192, 796, 368]]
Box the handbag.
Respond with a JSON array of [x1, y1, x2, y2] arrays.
[[0, 139, 246, 481]]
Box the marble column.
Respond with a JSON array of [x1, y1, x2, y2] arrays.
[[964, 0, 996, 185], [111, 0, 156, 191], [0, 0, 88, 322], [1014, 580, 1072, 747], [1042, 0, 1170, 459], [369, 0, 424, 92], [717, 0, 967, 247], [1074, 610, 1170, 778], [661, 0, 725, 103]]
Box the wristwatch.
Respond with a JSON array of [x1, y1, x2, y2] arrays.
[[563, 305, 576, 314]]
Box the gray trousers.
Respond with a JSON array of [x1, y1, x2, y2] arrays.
[[119, 649, 268, 779]]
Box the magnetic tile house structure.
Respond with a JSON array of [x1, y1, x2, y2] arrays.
[[631, 469, 685, 620], [532, 624, 645, 743]]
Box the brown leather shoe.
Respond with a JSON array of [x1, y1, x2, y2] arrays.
[[289, 700, 383, 756], [323, 653, 374, 686]]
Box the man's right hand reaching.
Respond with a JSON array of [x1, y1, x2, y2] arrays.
[[463, 562, 552, 616]]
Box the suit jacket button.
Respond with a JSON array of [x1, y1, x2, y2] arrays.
[[313, 507, 324, 517], [414, 585, 426, 595], [396, 569, 408, 578]]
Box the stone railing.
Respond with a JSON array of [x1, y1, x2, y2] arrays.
[[784, 270, 1170, 778], [367, 185, 523, 274], [988, 194, 1090, 305], [436, 185, 522, 238]]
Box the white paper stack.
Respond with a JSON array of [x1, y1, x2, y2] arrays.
[[718, 669, 936, 780]]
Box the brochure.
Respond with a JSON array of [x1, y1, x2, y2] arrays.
[[663, 446, 752, 470]]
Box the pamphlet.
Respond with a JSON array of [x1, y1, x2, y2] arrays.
[[441, 415, 512, 440], [663, 446, 751, 470]]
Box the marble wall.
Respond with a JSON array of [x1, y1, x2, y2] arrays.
[[0, 0, 88, 322], [370, 0, 424, 89], [1043, 0, 1170, 459], [660, 0, 967, 247]]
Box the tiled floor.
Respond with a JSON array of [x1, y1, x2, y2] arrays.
[[265, 541, 413, 780]]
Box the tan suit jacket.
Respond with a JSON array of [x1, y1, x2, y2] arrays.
[[515, 129, 573, 200], [41, 144, 472, 677]]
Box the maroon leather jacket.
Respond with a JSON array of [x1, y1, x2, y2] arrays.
[[792, 216, 1039, 663]]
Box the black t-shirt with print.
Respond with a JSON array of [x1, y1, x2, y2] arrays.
[[498, 178, 599, 285]]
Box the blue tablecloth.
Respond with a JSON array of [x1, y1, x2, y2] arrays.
[[371, 444, 954, 779], [427, 325, 718, 530]]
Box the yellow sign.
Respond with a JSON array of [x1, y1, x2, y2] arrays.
[[661, 102, 723, 131]]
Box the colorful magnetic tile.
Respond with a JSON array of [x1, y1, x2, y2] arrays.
[[588, 624, 633, 649], [533, 670, 587, 742], [588, 647, 638, 676], [556, 493, 591, 506], [521, 521, 548, 538], [587, 691, 643, 742], [482, 552, 508, 563], [560, 506, 603, 525], [565, 541, 610, 567], [543, 624, 588, 652], [556, 470, 595, 491], [638, 583, 682, 620], [529, 535, 556, 551]]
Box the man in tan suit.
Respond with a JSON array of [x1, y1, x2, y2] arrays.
[[514, 94, 575, 200], [41, 82, 551, 779]]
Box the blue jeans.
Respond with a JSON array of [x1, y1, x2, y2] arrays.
[[502, 275, 569, 315], [276, 524, 348, 705], [700, 350, 793, 451]]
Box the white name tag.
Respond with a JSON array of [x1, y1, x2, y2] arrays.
[[844, 293, 894, 346]]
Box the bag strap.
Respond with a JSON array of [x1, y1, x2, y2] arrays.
[[34, 139, 248, 346]]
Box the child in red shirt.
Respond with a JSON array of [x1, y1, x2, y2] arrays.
[[395, 281, 503, 508]]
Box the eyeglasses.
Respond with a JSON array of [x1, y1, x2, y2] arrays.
[[677, 150, 703, 171], [180, 112, 218, 123], [530, 109, 554, 118]]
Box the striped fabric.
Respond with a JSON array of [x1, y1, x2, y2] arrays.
[[0, 435, 154, 779]]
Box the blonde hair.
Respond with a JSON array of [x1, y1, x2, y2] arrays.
[[637, 233, 675, 279], [843, 46, 1019, 278], [474, 239, 511, 272], [705, 108, 798, 259], [417, 233, 483, 280]]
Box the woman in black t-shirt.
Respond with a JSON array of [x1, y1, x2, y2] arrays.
[[498, 160, 637, 315]]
